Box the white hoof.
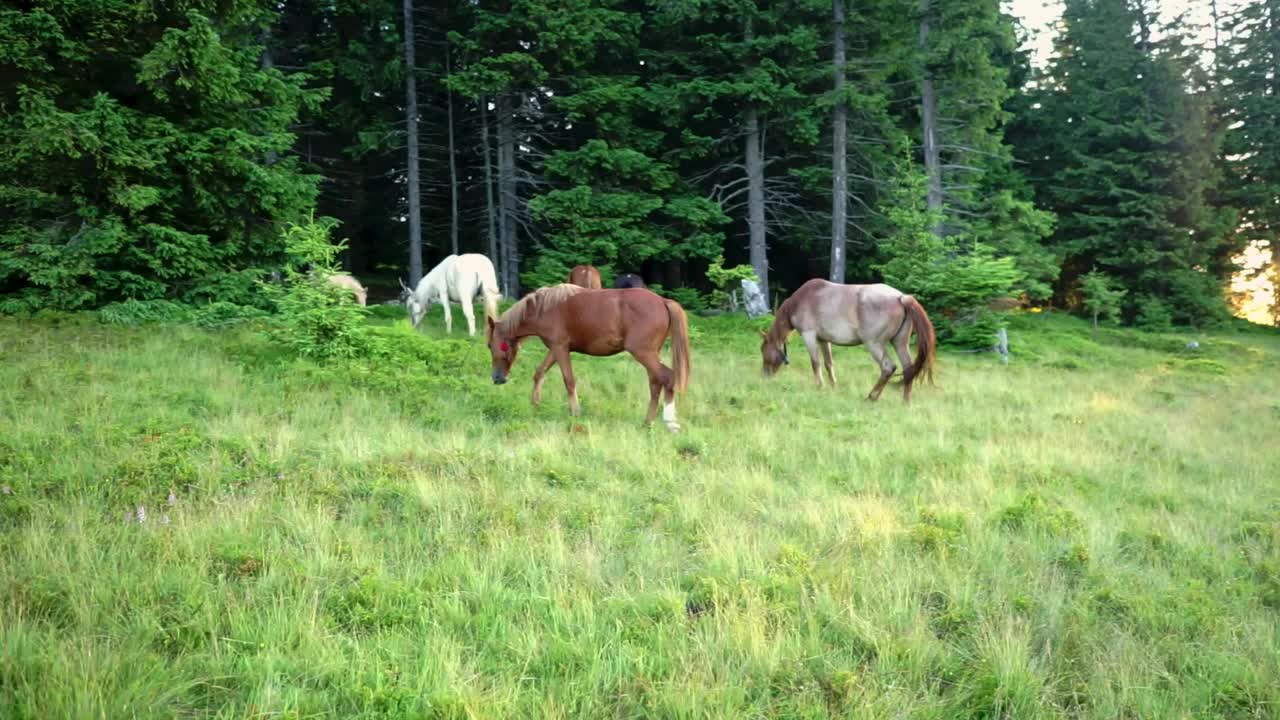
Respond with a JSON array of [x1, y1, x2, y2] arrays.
[[662, 402, 680, 432]]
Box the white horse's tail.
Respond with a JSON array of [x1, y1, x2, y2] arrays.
[[481, 271, 501, 321]]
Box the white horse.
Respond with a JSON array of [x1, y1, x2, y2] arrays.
[[400, 254, 501, 336]]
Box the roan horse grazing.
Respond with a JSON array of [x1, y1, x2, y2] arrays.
[[614, 273, 647, 289], [760, 278, 936, 402], [486, 284, 691, 432], [326, 273, 367, 306], [568, 265, 603, 289], [400, 253, 501, 336]]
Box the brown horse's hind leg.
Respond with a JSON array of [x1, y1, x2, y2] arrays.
[[865, 341, 897, 401], [530, 350, 557, 406], [820, 341, 837, 387], [632, 350, 676, 431]]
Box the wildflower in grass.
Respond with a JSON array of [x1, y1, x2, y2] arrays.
[[1, 484, 10, 495], [161, 514, 171, 525], [168, 488, 177, 506], [136, 505, 147, 523]]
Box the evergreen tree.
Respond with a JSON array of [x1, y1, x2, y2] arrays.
[[1017, 0, 1233, 325], [0, 1, 325, 311], [1218, 0, 1280, 323]]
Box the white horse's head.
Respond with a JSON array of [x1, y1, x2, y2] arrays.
[[400, 278, 426, 327]]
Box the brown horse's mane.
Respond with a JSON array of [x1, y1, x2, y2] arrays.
[[496, 283, 587, 337]]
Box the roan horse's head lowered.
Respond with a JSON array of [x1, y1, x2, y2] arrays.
[[759, 330, 790, 376], [760, 278, 935, 402]]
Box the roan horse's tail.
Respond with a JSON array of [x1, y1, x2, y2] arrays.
[[664, 300, 691, 393], [900, 295, 936, 386]]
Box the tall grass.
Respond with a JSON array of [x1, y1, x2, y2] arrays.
[[1, 309, 1278, 718]]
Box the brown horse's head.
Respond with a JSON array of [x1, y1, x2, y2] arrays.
[[759, 330, 789, 377], [486, 316, 520, 384]]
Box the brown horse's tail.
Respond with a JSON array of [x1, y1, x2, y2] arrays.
[[900, 295, 936, 386], [665, 299, 691, 393]]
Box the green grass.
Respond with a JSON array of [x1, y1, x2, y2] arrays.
[[2, 307, 1279, 719]]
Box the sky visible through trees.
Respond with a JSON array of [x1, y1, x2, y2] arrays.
[[1, 0, 1277, 331]]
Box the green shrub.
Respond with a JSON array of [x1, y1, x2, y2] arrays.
[[1080, 270, 1126, 330], [1135, 296, 1174, 332], [259, 215, 371, 361], [874, 166, 1024, 349], [97, 299, 193, 325], [706, 255, 758, 310]]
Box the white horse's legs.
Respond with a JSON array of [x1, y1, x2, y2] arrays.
[[461, 303, 476, 336], [439, 285, 453, 334]]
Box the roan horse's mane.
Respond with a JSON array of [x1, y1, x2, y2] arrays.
[[495, 283, 588, 337], [766, 282, 813, 344]]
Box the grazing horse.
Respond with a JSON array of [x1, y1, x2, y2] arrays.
[[400, 254, 501, 336], [568, 265, 603, 289], [486, 285, 691, 432], [614, 273, 647, 289], [326, 273, 367, 306], [760, 278, 936, 402]]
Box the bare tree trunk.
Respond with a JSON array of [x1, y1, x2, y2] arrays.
[[917, 0, 943, 237], [744, 18, 768, 293], [403, 0, 423, 284], [830, 0, 848, 283], [497, 92, 519, 296], [445, 43, 459, 256], [745, 110, 768, 293], [1209, 0, 1221, 71], [481, 99, 499, 274]]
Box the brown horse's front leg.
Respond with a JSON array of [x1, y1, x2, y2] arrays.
[[552, 346, 580, 416], [530, 351, 556, 405]]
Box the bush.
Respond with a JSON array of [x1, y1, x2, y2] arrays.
[[705, 255, 758, 310], [650, 285, 707, 313], [1135, 295, 1174, 333], [260, 215, 371, 361], [98, 299, 193, 325], [874, 166, 1024, 349], [1080, 270, 1126, 330]]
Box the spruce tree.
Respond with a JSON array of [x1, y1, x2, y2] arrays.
[[0, 1, 325, 311], [1017, 0, 1232, 325]]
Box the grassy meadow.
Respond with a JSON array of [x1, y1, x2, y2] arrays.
[[1, 305, 1279, 719]]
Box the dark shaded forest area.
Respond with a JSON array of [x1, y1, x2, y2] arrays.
[[2, 0, 1278, 340]]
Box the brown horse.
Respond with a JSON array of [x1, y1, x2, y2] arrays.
[[486, 284, 691, 431], [568, 265, 603, 289], [760, 278, 935, 402]]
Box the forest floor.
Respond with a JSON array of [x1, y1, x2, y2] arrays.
[[2, 306, 1279, 719]]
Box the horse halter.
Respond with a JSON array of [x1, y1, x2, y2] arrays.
[[780, 343, 789, 365]]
